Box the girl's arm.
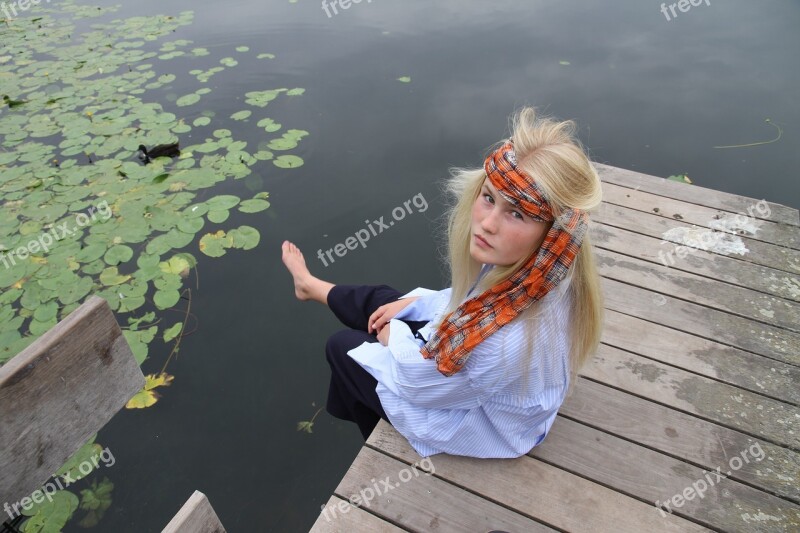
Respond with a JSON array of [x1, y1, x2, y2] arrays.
[[367, 296, 421, 334]]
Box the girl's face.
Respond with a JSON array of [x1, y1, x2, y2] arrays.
[[470, 178, 552, 267]]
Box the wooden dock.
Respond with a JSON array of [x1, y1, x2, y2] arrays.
[[309, 164, 800, 533]]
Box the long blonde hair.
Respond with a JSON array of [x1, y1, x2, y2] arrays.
[[431, 107, 603, 398]]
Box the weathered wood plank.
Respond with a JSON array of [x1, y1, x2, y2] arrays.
[[583, 343, 799, 450], [561, 378, 800, 503], [601, 181, 799, 250], [594, 162, 799, 226], [601, 278, 800, 365], [533, 417, 800, 532], [0, 296, 144, 507], [596, 247, 800, 333], [335, 446, 554, 532], [591, 222, 800, 303], [367, 420, 710, 533], [602, 309, 800, 406], [309, 495, 406, 533], [162, 490, 225, 533], [596, 202, 800, 275]]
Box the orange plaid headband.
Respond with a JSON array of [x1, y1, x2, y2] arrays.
[[420, 139, 588, 376]]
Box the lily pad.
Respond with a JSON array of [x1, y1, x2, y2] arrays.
[[176, 93, 201, 107], [231, 110, 252, 121], [125, 372, 174, 409], [20, 490, 79, 533], [163, 323, 183, 342], [273, 155, 304, 168]]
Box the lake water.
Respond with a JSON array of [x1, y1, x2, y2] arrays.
[[2, 0, 797, 531]]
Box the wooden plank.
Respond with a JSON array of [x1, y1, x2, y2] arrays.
[[584, 343, 799, 450], [533, 417, 800, 532], [309, 496, 406, 533], [601, 181, 799, 250], [367, 420, 709, 533], [602, 278, 800, 365], [561, 378, 800, 503], [162, 490, 225, 533], [335, 446, 555, 533], [591, 222, 800, 303], [594, 162, 799, 226], [602, 310, 800, 406], [0, 296, 145, 507], [595, 202, 800, 275], [595, 247, 800, 333]]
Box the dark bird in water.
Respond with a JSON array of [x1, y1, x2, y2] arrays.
[[137, 142, 180, 164], [3, 95, 27, 108]]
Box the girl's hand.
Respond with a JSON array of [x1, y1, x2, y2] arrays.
[[368, 297, 420, 334], [377, 323, 390, 346]]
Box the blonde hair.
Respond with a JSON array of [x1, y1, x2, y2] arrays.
[[431, 107, 604, 398]]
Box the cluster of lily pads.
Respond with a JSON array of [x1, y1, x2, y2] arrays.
[[1, 1, 308, 530]]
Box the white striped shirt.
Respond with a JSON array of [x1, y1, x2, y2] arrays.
[[347, 265, 573, 458]]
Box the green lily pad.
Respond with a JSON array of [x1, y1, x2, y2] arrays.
[[273, 155, 304, 168], [153, 289, 180, 310], [231, 110, 251, 121], [104, 245, 134, 266], [159, 256, 191, 275], [20, 489, 79, 533], [207, 209, 229, 224], [163, 323, 182, 342], [99, 267, 131, 286], [229, 226, 260, 250], [238, 199, 270, 213], [176, 93, 201, 107]]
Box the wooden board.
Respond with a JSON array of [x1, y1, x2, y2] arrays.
[[601, 278, 799, 365], [309, 496, 406, 533], [601, 309, 800, 406], [162, 490, 226, 533], [0, 296, 144, 507], [600, 181, 799, 250], [560, 378, 799, 503], [595, 202, 800, 275], [533, 416, 800, 532], [335, 446, 555, 532], [590, 222, 800, 303], [594, 163, 799, 226], [367, 420, 709, 533], [595, 247, 799, 333]]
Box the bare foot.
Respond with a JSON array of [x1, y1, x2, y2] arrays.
[[282, 240, 315, 301], [282, 240, 335, 304]]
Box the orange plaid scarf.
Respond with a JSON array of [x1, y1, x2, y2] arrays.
[[420, 139, 589, 376]]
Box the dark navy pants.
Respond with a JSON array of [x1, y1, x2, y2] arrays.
[[325, 284, 428, 440]]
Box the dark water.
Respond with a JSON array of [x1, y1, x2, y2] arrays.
[[43, 0, 798, 531]]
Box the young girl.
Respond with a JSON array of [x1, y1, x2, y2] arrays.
[[281, 107, 603, 458]]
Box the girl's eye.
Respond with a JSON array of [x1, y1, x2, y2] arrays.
[[512, 211, 524, 220], [483, 193, 494, 204]]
